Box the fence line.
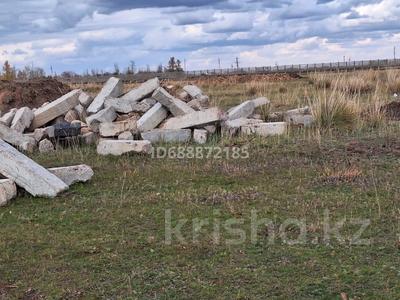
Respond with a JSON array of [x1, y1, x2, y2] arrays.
[[61, 58, 400, 84]]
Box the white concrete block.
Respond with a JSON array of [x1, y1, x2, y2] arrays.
[[0, 108, 17, 127], [193, 129, 208, 144], [163, 107, 225, 130], [0, 123, 36, 152], [251, 97, 270, 108], [152, 87, 195, 116], [141, 129, 191, 143], [31, 90, 81, 130], [38, 139, 55, 153], [228, 101, 255, 120], [87, 77, 123, 114], [105, 97, 155, 114], [285, 114, 314, 127], [241, 122, 287, 137], [183, 85, 203, 98], [137, 103, 168, 132], [86, 107, 117, 132], [10, 107, 34, 133], [121, 78, 160, 102], [99, 117, 138, 137], [118, 131, 134, 140], [97, 140, 153, 156], [79, 92, 94, 108], [48, 165, 94, 186], [0, 179, 17, 207]]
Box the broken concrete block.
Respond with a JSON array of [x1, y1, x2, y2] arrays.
[[285, 107, 311, 117], [193, 129, 208, 144], [285, 114, 314, 127], [11, 107, 34, 133], [33, 126, 55, 142], [252, 97, 270, 108], [163, 107, 225, 130], [183, 85, 203, 99], [152, 87, 195, 116], [228, 101, 255, 120], [179, 91, 189, 101], [48, 165, 94, 186], [222, 118, 263, 137], [97, 139, 152, 156], [87, 77, 123, 114], [64, 109, 79, 123], [188, 99, 205, 111], [241, 122, 287, 137], [79, 92, 93, 108], [31, 90, 81, 130], [118, 131, 134, 140], [99, 117, 138, 137], [141, 129, 191, 143], [105, 97, 155, 114], [0, 139, 68, 197], [38, 139, 55, 153], [0, 108, 17, 126], [121, 78, 160, 102], [86, 107, 117, 133], [0, 179, 17, 207], [0, 123, 36, 152], [137, 103, 168, 132]]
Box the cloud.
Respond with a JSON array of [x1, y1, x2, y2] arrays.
[[0, 0, 398, 73]]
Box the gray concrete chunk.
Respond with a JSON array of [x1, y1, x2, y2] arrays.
[[87, 77, 123, 114], [152, 87, 195, 116], [0, 123, 36, 152], [228, 101, 255, 120], [0, 179, 17, 207], [86, 107, 117, 132], [48, 165, 94, 186], [241, 122, 287, 137], [163, 107, 225, 130], [99, 117, 138, 137], [137, 103, 168, 132], [79, 92, 94, 108], [11, 107, 34, 133], [141, 129, 191, 143], [183, 85, 203, 98], [97, 140, 153, 156], [0, 109, 17, 126], [31, 90, 81, 130], [0, 139, 68, 197], [193, 129, 208, 144], [121, 78, 160, 102]]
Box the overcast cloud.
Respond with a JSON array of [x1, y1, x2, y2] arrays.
[[0, 0, 399, 74]]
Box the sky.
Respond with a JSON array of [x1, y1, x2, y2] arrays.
[[0, 0, 399, 74]]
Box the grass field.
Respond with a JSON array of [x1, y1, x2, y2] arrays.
[[1, 71, 400, 299]]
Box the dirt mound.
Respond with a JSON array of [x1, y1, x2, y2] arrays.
[[382, 101, 400, 120], [0, 78, 71, 113]]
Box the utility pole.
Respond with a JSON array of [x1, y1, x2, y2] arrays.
[[394, 46, 396, 60], [218, 58, 221, 69], [235, 57, 239, 69], [184, 59, 187, 71]]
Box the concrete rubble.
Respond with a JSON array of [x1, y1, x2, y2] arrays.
[[0, 77, 314, 160]]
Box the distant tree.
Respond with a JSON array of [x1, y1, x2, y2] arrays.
[[157, 64, 164, 73], [113, 63, 120, 75], [16, 65, 45, 80], [2, 61, 16, 81], [167, 57, 184, 72], [61, 71, 76, 78]]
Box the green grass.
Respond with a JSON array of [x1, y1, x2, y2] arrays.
[[1, 129, 400, 299]]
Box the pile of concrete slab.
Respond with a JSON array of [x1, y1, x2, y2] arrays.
[[0, 76, 314, 157]]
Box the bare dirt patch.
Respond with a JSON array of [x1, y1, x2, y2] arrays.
[[0, 78, 71, 113]]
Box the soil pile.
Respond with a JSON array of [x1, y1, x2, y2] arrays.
[[0, 78, 71, 113]]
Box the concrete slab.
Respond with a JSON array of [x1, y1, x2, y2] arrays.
[[0, 123, 36, 152], [30, 90, 81, 130], [97, 140, 153, 156], [0, 139, 68, 197], [163, 107, 225, 130], [152, 87, 195, 116], [11, 107, 34, 133], [137, 103, 168, 132], [86, 107, 117, 132], [48, 165, 94, 186], [87, 77, 123, 114], [241, 122, 287, 137], [141, 129, 191, 143], [99, 117, 138, 137], [0, 179, 17, 207]]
